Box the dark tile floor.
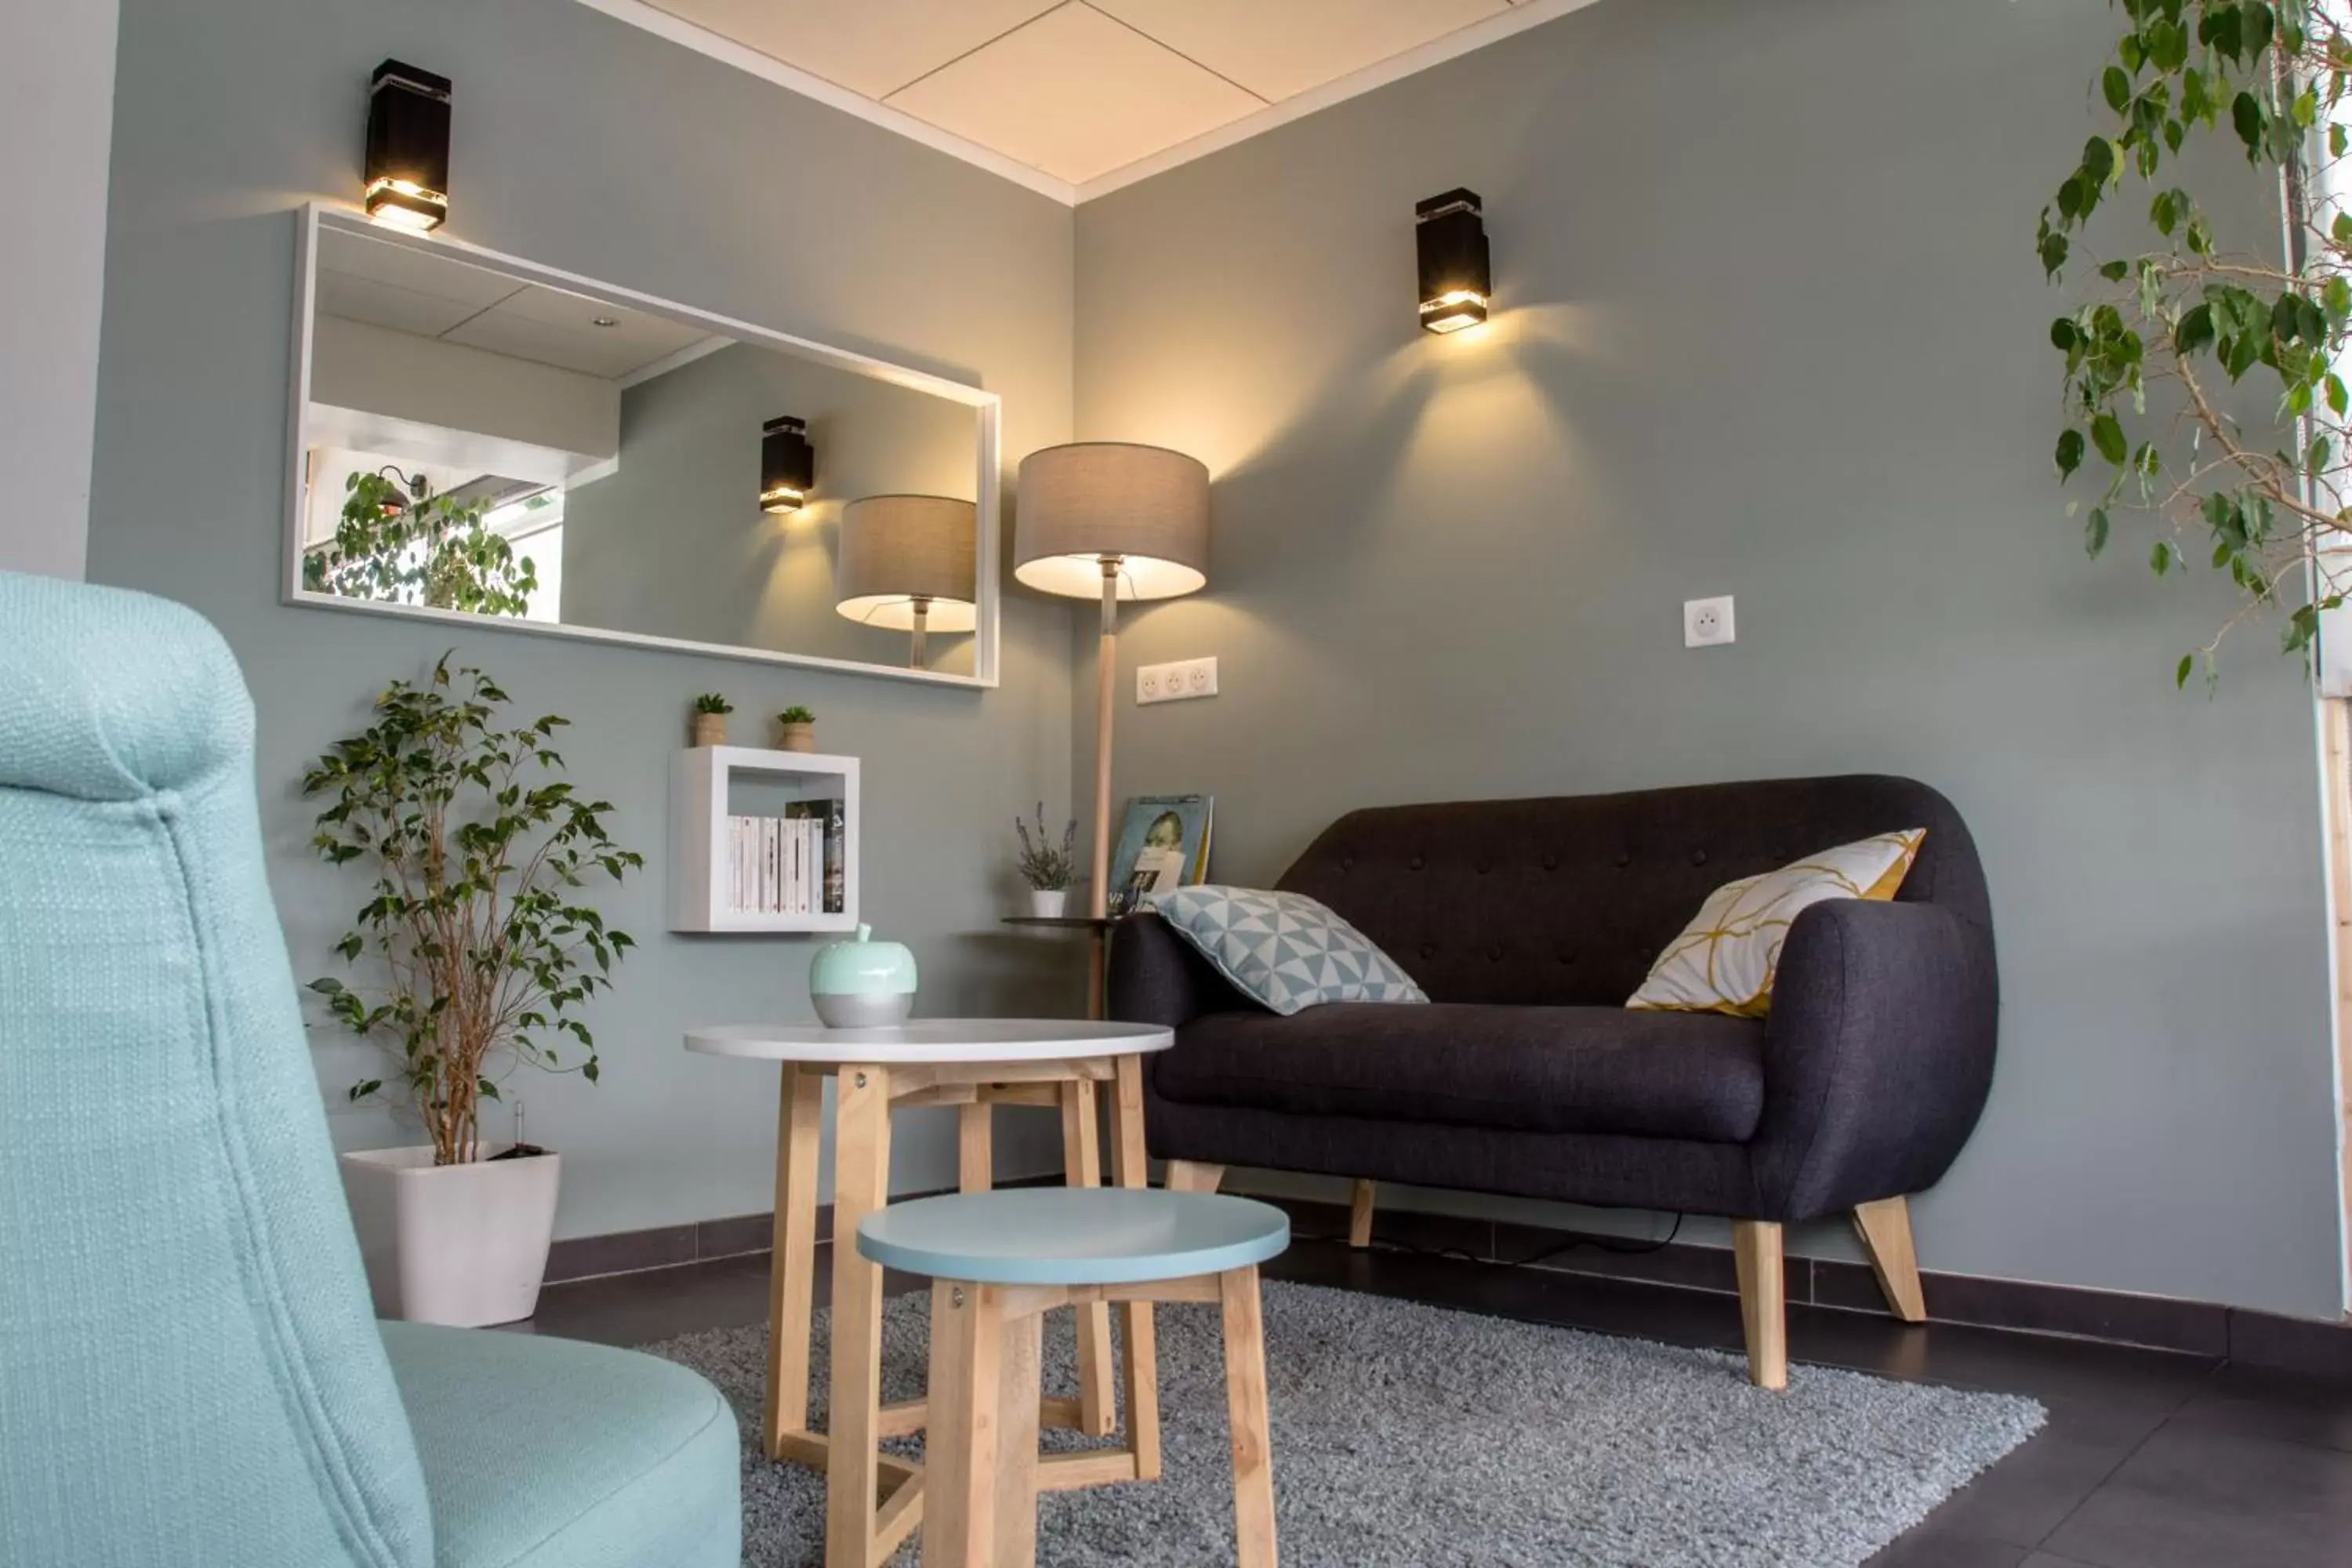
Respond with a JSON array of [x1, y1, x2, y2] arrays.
[[524, 1237, 2352, 1566]]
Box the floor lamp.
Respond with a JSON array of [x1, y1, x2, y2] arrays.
[[834, 494, 978, 670], [1013, 443, 1210, 1011]]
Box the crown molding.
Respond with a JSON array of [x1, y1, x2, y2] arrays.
[[575, 0, 1606, 208]]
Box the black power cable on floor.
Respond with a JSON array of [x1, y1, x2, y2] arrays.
[[1287, 1211, 1686, 1272]]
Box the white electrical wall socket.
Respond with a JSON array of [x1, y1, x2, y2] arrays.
[[1683, 596, 1736, 648], [1138, 656, 1219, 704]]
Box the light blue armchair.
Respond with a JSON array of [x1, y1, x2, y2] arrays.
[[0, 573, 742, 1568]]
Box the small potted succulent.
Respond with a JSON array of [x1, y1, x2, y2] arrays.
[[1014, 803, 1078, 917], [775, 705, 816, 753], [690, 693, 732, 747]]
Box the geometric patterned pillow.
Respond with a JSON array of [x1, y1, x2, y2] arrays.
[[1146, 885, 1429, 1016], [1625, 830, 1926, 1018]]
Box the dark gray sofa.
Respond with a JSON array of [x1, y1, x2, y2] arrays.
[[1108, 774, 1998, 1387]]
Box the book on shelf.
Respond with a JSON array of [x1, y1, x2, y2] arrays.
[[1105, 793, 1214, 917], [725, 803, 848, 917]]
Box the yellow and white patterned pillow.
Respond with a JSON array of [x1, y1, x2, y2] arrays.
[[1625, 830, 1926, 1018]]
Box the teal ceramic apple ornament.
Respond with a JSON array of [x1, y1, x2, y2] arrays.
[[810, 924, 916, 1027]]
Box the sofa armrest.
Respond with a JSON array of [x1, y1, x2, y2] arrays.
[[1751, 899, 1998, 1222], [1106, 912, 1251, 1029]]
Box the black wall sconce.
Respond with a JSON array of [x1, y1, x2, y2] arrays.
[[365, 59, 452, 233], [1416, 187, 1490, 334], [760, 416, 815, 514]]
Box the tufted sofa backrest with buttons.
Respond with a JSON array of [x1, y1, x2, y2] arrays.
[[1273, 775, 1990, 1008]]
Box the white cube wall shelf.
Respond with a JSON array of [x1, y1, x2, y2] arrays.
[[670, 746, 861, 934]]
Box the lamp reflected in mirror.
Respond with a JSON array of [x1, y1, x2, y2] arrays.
[[760, 416, 815, 514], [835, 495, 977, 670]]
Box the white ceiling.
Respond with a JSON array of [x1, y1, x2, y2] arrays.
[[317, 227, 713, 380], [597, 0, 1595, 198]]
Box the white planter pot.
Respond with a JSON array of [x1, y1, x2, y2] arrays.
[[1029, 887, 1069, 918], [339, 1145, 561, 1327]]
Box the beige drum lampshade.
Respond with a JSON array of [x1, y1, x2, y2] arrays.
[[1013, 441, 1209, 600], [834, 495, 978, 632]]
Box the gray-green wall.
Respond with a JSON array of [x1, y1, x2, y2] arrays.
[[89, 0, 1080, 1236], [1075, 0, 2345, 1317]]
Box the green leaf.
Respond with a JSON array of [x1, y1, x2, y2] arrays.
[[2092, 414, 2128, 466], [2174, 303, 2216, 353], [2103, 64, 2132, 112], [2234, 90, 2265, 156], [2056, 428, 2086, 477], [2039, 227, 2071, 277], [2098, 258, 2130, 281], [2085, 506, 2111, 557], [2176, 653, 2194, 688], [2082, 136, 2117, 183], [582, 1060, 601, 1085]]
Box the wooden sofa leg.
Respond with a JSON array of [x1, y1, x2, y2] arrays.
[[1163, 1160, 1225, 1194], [1348, 1179, 1376, 1249], [1731, 1220, 1788, 1391], [1852, 1196, 1928, 1323]]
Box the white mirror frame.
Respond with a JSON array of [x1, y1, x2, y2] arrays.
[[282, 201, 1002, 688]]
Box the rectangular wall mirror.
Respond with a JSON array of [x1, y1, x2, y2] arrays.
[[283, 204, 1000, 685]]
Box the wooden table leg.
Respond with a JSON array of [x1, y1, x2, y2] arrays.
[[764, 1065, 826, 1460], [1061, 1079, 1117, 1436], [923, 1279, 1003, 1568], [1110, 1053, 1163, 1481], [958, 1102, 993, 1195], [995, 1307, 1044, 1568], [1219, 1264, 1278, 1568], [826, 1064, 894, 1568]]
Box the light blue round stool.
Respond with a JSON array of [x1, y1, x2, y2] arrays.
[[858, 1188, 1289, 1568]]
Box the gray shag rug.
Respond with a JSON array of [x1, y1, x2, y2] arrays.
[[642, 1280, 2042, 1566]]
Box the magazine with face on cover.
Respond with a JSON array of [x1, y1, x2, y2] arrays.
[[1105, 794, 1213, 916]]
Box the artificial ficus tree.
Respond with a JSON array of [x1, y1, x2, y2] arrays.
[[2041, 0, 2352, 682], [304, 656, 641, 1165], [303, 469, 540, 619]]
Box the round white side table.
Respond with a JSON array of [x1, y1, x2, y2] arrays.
[[684, 1018, 1172, 1568]]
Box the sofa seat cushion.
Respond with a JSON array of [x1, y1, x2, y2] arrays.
[[1153, 1003, 1766, 1142], [381, 1321, 740, 1568]]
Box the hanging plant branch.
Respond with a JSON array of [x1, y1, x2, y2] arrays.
[[303, 655, 641, 1165], [2040, 0, 2352, 682], [303, 469, 540, 619]]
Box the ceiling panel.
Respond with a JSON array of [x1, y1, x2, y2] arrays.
[[318, 227, 524, 307], [442, 286, 713, 379], [648, 0, 1060, 97], [885, 2, 1263, 183], [316, 268, 497, 338], [1092, 0, 1510, 102]]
